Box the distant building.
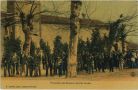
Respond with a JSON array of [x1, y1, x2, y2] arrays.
[[1, 1, 129, 54]]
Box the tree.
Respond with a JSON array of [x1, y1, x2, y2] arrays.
[[118, 22, 138, 53], [102, 34, 108, 53], [67, 1, 82, 77], [53, 35, 64, 75], [108, 14, 138, 53], [86, 38, 91, 53], [53, 36, 63, 58], [15, 1, 40, 55], [90, 28, 103, 53], [40, 38, 51, 55], [118, 24, 126, 53], [4, 37, 21, 56], [1, 1, 44, 55], [62, 43, 69, 55], [30, 41, 36, 56], [2, 1, 73, 56], [78, 38, 86, 55], [108, 15, 123, 53]]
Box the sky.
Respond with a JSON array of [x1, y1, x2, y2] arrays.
[[1, 1, 137, 21], [39, 1, 138, 45], [1, 1, 138, 45], [41, 1, 137, 21]]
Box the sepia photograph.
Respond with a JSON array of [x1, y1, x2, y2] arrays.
[[0, 0, 138, 89]]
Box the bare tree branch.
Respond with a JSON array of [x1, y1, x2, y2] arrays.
[[127, 35, 138, 36], [125, 29, 138, 35], [122, 14, 138, 22], [31, 5, 37, 14], [30, 1, 35, 14], [15, 1, 23, 13]]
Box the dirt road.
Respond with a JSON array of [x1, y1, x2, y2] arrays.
[[1, 69, 138, 89]]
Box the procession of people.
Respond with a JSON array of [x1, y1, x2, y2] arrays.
[[2, 47, 138, 77]]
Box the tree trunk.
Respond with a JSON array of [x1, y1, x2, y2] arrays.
[[23, 31, 32, 55], [67, 1, 82, 77], [22, 24, 32, 55], [4, 26, 9, 39], [121, 39, 125, 54]]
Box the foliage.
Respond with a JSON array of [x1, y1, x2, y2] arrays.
[[78, 38, 86, 54], [30, 41, 36, 56], [40, 38, 51, 55], [62, 42, 69, 54], [53, 36, 63, 57], [90, 28, 103, 53], [4, 38, 21, 56]]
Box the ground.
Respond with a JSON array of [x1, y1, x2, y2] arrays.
[[1, 69, 138, 89]]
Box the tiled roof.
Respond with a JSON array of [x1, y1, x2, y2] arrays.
[[41, 14, 108, 28], [1, 11, 108, 28]]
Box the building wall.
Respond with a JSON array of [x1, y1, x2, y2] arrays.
[[1, 21, 125, 55], [41, 24, 109, 51], [1, 1, 124, 54]]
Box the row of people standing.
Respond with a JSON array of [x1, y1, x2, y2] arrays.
[[77, 51, 126, 74], [2, 50, 138, 77], [125, 50, 138, 68], [2, 50, 68, 77], [2, 52, 41, 77]]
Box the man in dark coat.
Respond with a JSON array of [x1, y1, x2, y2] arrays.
[[28, 55, 35, 77], [62, 52, 67, 76], [42, 52, 46, 69], [104, 53, 110, 70], [34, 50, 41, 77], [49, 54, 53, 76], [87, 53, 92, 74], [2, 54, 11, 77], [45, 53, 52, 76], [11, 52, 20, 76], [94, 53, 98, 72], [20, 52, 26, 76], [101, 53, 105, 72], [57, 56, 62, 77], [97, 53, 102, 72], [53, 54, 58, 75], [109, 53, 115, 72]]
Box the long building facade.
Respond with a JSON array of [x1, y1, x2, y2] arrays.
[[1, 1, 127, 55]]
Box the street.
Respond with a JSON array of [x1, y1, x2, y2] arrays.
[[1, 69, 138, 89]]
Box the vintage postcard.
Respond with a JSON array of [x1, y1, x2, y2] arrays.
[[0, 0, 138, 89]]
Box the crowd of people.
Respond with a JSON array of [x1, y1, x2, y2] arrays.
[[78, 50, 138, 74], [1, 48, 68, 77], [1, 48, 138, 77]]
